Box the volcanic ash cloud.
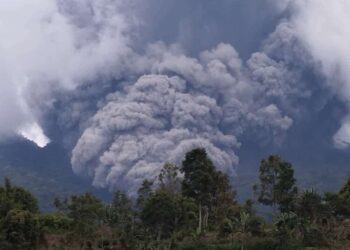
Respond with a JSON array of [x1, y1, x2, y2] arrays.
[[71, 43, 293, 191]]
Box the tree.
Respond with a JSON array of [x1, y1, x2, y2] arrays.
[[325, 177, 350, 219], [56, 193, 104, 249], [158, 162, 181, 193], [233, 212, 257, 250], [274, 212, 302, 249], [106, 191, 135, 247], [140, 189, 196, 249], [2, 209, 41, 250], [0, 178, 41, 249], [296, 189, 329, 223], [108, 191, 133, 227], [136, 179, 154, 210], [0, 178, 38, 217], [211, 171, 238, 226], [141, 189, 179, 246], [181, 148, 218, 234], [255, 155, 298, 213], [39, 213, 73, 234]]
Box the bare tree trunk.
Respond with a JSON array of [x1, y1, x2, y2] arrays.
[[167, 217, 179, 250], [203, 206, 209, 230], [157, 226, 162, 250], [197, 203, 202, 234], [167, 238, 173, 250]]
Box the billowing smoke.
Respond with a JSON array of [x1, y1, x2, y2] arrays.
[[71, 42, 293, 190], [0, 0, 132, 145], [2, 0, 350, 192], [267, 0, 350, 148]]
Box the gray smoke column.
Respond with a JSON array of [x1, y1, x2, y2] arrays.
[[0, 0, 132, 145], [4, 0, 343, 193], [269, 0, 350, 149], [71, 43, 293, 191]]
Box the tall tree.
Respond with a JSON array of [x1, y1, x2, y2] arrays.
[[106, 191, 135, 246], [233, 212, 256, 250], [325, 177, 350, 218], [141, 188, 196, 249], [181, 148, 218, 234], [136, 179, 154, 210], [255, 155, 298, 213], [108, 191, 133, 227], [158, 162, 181, 193], [212, 171, 238, 225], [56, 193, 104, 249]]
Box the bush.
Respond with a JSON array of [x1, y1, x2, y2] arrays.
[[180, 239, 279, 250], [39, 213, 73, 233], [303, 227, 327, 248], [218, 219, 233, 237], [2, 209, 42, 250], [246, 238, 279, 250], [180, 241, 240, 250]]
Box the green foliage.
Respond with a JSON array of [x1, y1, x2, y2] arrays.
[[180, 239, 279, 250], [39, 213, 73, 233], [1, 152, 350, 249], [0, 178, 38, 217], [325, 177, 350, 218], [0, 178, 41, 250], [181, 148, 217, 206], [136, 179, 154, 210], [339, 177, 350, 200], [54, 192, 105, 247], [233, 212, 255, 234], [295, 189, 329, 222], [106, 191, 134, 232], [273, 212, 302, 249], [142, 190, 181, 237], [219, 218, 234, 237], [256, 155, 298, 213], [104, 191, 136, 248], [158, 162, 181, 193], [211, 171, 238, 225], [140, 185, 197, 248], [301, 222, 327, 248], [245, 238, 278, 250], [181, 148, 237, 234], [1, 209, 41, 250], [180, 241, 241, 250]]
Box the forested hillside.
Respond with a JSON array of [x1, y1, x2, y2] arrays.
[[0, 148, 349, 250]]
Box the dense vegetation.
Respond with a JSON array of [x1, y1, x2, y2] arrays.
[[0, 148, 349, 249]]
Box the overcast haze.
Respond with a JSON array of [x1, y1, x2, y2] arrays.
[[0, 0, 350, 193]]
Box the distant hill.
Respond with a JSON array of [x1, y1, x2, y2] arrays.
[[0, 138, 109, 211]]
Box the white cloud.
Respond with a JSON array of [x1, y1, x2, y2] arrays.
[[18, 122, 51, 148], [1, 0, 322, 192], [279, 0, 350, 148], [268, 0, 292, 13], [0, 0, 132, 143]]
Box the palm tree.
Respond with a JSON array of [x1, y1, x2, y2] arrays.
[[296, 189, 327, 223], [233, 212, 253, 250], [274, 212, 304, 249]]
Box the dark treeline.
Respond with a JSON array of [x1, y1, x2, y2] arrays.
[[0, 148, 349, 250]]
